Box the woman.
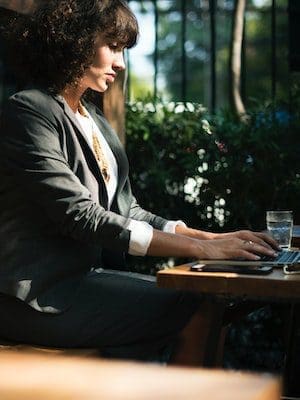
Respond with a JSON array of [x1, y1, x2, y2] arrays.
[[0, 0, 278, 363]]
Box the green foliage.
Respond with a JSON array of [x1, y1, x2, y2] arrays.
[[126, 98, 300, 237], [126, 100, 214, 229], [126, 95, 298, 373]]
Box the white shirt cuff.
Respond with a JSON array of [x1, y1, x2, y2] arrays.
[[127, 219, 154, 256], [163, 220, 187, 234]]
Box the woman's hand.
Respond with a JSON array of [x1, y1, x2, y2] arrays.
[[147, 229, 278, 260], [191, 237, 278, 261], [175, 225, 280, 251], [211, 230, 280, 251]]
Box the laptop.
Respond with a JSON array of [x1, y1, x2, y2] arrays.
[[191, 250, 300, 275], [197, 250, 300, 267], [192, 225, 300, 274]]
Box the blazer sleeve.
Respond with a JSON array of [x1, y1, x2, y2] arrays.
[[128, 192, 168, 231], [0, 97, 131, 253]]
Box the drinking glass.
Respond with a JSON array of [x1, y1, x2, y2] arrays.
[[266, 210, 293, 250]]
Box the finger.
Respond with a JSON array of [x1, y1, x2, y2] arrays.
[[242, 236, 273, 250], [251, 237, 276, 250], [254, 232, 280, 250], [242, 240, 278, 257], [231, 231, 275, 250], [236, 249, 262, 260], [234, 233, 272, 250], [240, 231, 279, 250]]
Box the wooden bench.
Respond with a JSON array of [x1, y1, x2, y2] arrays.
[[0, 351, 281, 400]]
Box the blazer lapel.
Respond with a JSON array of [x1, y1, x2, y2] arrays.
[[53, 95, 103, 173], [52, 94, 109, 207], [52, 94, 129, 204]]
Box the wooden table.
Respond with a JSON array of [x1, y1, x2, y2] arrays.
[[0, 351, 280, 400], [157, 264, 300, 399], [157, 265, 300, 301]]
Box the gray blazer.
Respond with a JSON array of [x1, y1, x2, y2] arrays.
[[0, 88, 167, 312]]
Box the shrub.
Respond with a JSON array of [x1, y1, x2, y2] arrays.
[[125, 100, 298, 370], [126, 100, 300, 236]]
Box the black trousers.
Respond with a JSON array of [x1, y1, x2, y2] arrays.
[[0, 269, 200, 362]]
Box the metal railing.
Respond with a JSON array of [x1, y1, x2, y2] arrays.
[[127, 0, 293, 111]]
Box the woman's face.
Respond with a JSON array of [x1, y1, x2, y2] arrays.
[[81, 35, 126, 93]]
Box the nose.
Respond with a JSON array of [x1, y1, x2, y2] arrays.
[[113, 51, 125, 71]]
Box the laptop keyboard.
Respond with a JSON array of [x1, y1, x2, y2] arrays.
[[260, 250, 300, 265]]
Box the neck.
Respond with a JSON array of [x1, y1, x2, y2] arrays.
[[61, 84, 86, 113]]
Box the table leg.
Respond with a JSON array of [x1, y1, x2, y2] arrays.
[[170, 299, 227, 367], [201, 300, 227, 367]]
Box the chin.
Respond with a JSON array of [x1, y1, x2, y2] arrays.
[[90, 86, 107, 93], [88, 80, 108, 93]]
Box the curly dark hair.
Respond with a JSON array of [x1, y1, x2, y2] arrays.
[[5, 0, 138, 93]]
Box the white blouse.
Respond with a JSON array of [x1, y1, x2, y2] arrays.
[[75, 109, 185, 256]]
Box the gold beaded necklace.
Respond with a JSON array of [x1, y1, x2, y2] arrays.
[[78, 102, 110, 183]]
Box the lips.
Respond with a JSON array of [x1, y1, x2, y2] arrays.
[[106, 73, 116, 83]]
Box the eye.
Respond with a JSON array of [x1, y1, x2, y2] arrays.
[[109, 42, 119, 51]]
